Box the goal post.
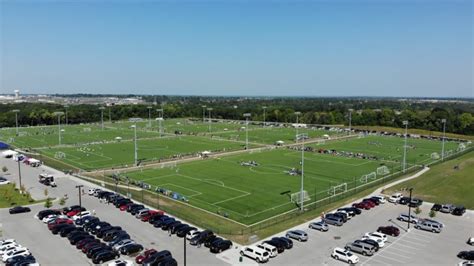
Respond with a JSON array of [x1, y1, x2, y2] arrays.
[[290, 190, 311, 204], [359, 172, 377, 183], [376, 166, 390, 176], [430, 152, 440, 160], [328, 183, 347, 196]]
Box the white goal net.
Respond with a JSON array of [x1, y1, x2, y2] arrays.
[[161, 161, 177, 169], [18, 132, 27, 137], [458, 143, 466, 151], [290, 190, 311, 204], [376, 166, 390, 176], [431, 152, 440, 160], [83, 127, 91, 132], [55, 151, 66, 159], [360, 172, 377, 183], [328, 183, 347, 196]]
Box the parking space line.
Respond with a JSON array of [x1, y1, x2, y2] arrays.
[[386, 245, 417, 254], [377, 254, 405, 263], [404, 235, 431, 243], [397, 239, 426, 247], [361, 230, 412, 266], [409, 232, 437, 239], [382, 250, 411, 259], [366, 259, 391, 265]]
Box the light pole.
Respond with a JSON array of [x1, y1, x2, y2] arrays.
[[147, 106, 153, 128], [131, 124, 138, 166], [99, 107, 105, 130], [53, 112, 64, 145], [441, 119, 446, 160], [64, 105, 69, 126], [402, 120, 408, 173], [156, 117, 164, 138], [202, 105, 207, 123], [407, 187, 413, 229], [348, 109, 354, 133], [12, 109, 20, 135], [207, 108, 213, 132], [17, 160, 22, 193], [294, 111, 301, 140], [297, 133, 308, 212], [243, 113, 251, 150], [109, 106, 112, 123], [75, 185, 84, 217], [262, 106, 267, 127]]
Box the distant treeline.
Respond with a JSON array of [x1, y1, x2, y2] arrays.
[[1, 97, 473, 135]]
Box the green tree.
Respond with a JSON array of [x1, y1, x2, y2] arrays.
[[1, 166, 7, 173], [44, 197, 53, 208], [414, 207, 422, 215], [429, 210, 436, 218], [59, 197, 67, 206]]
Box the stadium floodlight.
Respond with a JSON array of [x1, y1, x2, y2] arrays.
[[296, 133, 308, 212], [441, 119, 446, 161], [11, 109, 20, 135], [99, 106, 105, 130], [402, 120, 408, 173], [130, 124, 138, 166], [108, 106, 112, 123], [156, 117, 164, 138], [156, 108, 164, 119], [147, 106, 153, 128], [243, 113, 251, 150], [53, 112, 64, 145], [202, 105, 207, 123], [64, 105, 69, 126], [262, 106, 267, 127], [294, 111, 301, 139], [348, 108, 354, 133], [207, 107, 213, 132]]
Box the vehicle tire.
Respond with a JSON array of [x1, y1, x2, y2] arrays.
[[335, 255, 339, 260], [363, 251, 367, 256], [240, 251, 244, 256], [349, 260, 354, 264], [116, 255, 119, 259], [432, 229, 435, 233], [256, 258, 261, 263], [100, 260, 104, 264], [392, 233, 396, 237]]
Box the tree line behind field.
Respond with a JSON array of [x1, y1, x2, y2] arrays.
[[0, 97, 473, 135]]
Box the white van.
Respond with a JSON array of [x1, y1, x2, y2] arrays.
[[240, 246, 270, 263], [257, 243, 278, 257], [388, 193, 403, 203]]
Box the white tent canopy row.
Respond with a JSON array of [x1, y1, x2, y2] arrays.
[[2, 150, 18, 158]]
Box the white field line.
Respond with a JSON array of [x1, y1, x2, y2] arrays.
[[212, 193, 251, 205], [159, 183, 202, 197]]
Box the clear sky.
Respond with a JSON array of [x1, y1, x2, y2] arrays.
[[1, 0, 472, 97]]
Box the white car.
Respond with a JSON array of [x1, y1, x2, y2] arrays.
[[388, 193, 403, 203], [112, 239, 135, 251], [397, 213, 419, 224], [240, 246, 270, 263], [458, 261, 474, 266], [2, 247, 30, 262], [42, 214, 68, 223], [468, 237, 474, 246], [0, 239, 16, 247], [257, 243, 278, 257], [331, 247, 359, 264], [0, 179, 10, 185], [372, 195, 386, 204], [361, 234, 386, 248], [108, 259, 134, 266], [88, 188, 100, 196], [186, 229, 200, 240], [364, 232, 388, 242], [72, 211, 92, 221], [0, 244, 22, 255]]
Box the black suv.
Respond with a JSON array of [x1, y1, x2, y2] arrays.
[[190, 230, 214, 245], [452, 206, 466, 216], [431, 203, 442, 211], [210, 239, 233, 253], [398, 197, 410, 205], [263, 239, 285, 253]]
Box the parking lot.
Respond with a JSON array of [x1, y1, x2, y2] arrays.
[[1, 155, 473, 265]]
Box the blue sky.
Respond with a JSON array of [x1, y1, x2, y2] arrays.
[[1, 0, 472, 97]]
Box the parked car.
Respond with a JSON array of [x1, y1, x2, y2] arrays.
[[352, 202, 371, 210], [92, 250, 120, 264], [467, 237, 474, 246], [458, 251, 474, 260], [357, 239, 379, 252], [452, 206, 466, 216], [112, 239, 135, 251], [256, 243, 277, 257], [203, 236, 219, 248], [8, 206, 31, 214], [440, 204, 454, 213], [141, 250, 172, 266], [72, 211, 92, 221], [371, 195, 386, 204], [431, 203, 442, 211], [176, 226, 195, 238], [363, 232, 388, 243], [377, 226, 400, 237], [51, 223, 75, 235], [2, 248, 30, 263], [66, 207, 87, 217], [414, 220, 443, 233], [309, 221, 329, 231], [286, 230, 308, 242], [363, 198, 379, 206], [345, 241, 376, 256], [37, 209, 62, 220], [397, 213, 418, 224], [120, 243, 143, 255], [408, 198, 423, 207], [262, 239, 285, 253], [324, 215, 344, 226], [332, 212, 349, 222], [4, 254, 35, 265], [275, 237, 293, 249], [103, 230, 128, 242], [388, 193, 403, 203], [210, 239, 233, 253], [190, 230, 214, 246], [240, 246, 270, 263], [186, 230, 200, 240], [107, 259, 134, 266], [161, 220, 181, 231], [331, 247, 359, 264], [135, 249, 158, 264], [87, 245, 111, 259], [398, 197, 410, 205]]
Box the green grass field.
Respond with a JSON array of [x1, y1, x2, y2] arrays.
[[384, 151, 474, 209], [0, 184, 36, 208]]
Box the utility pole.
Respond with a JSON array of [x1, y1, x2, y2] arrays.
[[53, 112, 64, 145], [184, 236, 187, 266], [12, 110, 20, 136], [99, 107, 105, 130], [262, 106, 267, 127], [207, 108, 213, 132], [441, 119, 446, 160], [202, 105, 207, 123], [156, 118, 164, 138], [348, 108, 354, 133], [407, 187, 413, 229], [64, 105, 69, 126], [17, 160, 22, 193], [297, 133, 308, 212], [402, 120, 408, 173], [75, 185, 84, 217], [244, 113, 251, 149], [132, 124, 138, 166], [294, 111, 301, 140], [109, 106, 112, 123], [147, 106, 153, 128]]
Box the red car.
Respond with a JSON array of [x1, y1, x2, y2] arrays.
[[135, 249, 158, 264], [47, 218, 73, 230], [352, 202, 371, 210], [377, 226, 400, 237], [141, 210, 165, 222], [362, 199, 377, 207], [120, 203, 133, 211]]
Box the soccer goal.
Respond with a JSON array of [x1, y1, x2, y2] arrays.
[[83, 128, 91, 132], [55, 151, 66, 159], [431, 152, 440, 160], [18, 132, 27, 137], [445, 150, 454, 156], [360, 172, 377, 183], [7, 138, 14, 143], [458, 143, 466, 151], [161, 161, 177, 169], [328, 183, 347, 196], [376, 166, 390, 176], [290, 190, 311, 204]]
